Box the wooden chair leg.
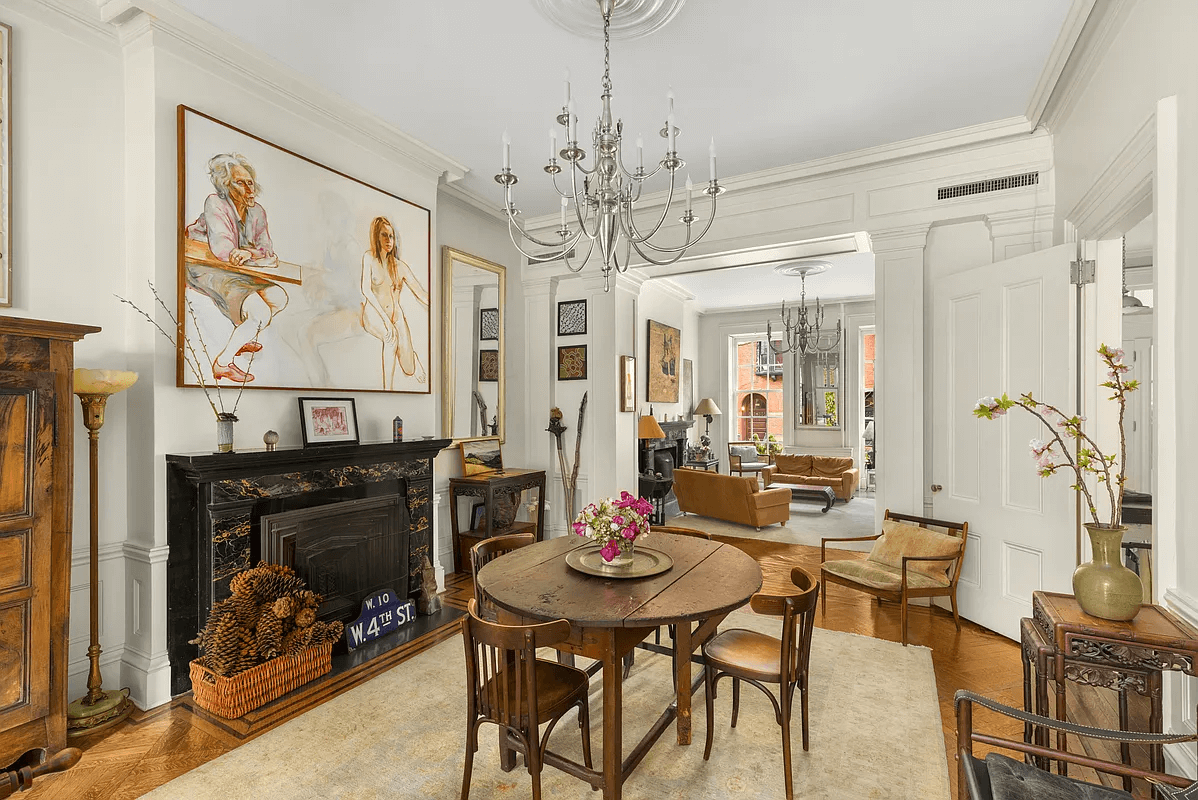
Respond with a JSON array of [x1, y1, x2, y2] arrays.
[[800, 683, 810, 751], [951, 591, 961, 630], [781, 690, 794, 800], [703, 664, 716, 761], [900, 591, 909, 647], [529, 742, 543, 800], [578, 698, 593, 770], [731, 678, 741, 728], [820, 583, 827, 615], [461, 721, 477, 800]]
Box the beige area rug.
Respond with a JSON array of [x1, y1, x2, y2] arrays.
[[146, 611, 948, 800]]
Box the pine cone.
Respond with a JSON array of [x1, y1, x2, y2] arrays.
[[295, 607, 316, 627], [272, 596, 296, 620], [257, 607, 284, 660]]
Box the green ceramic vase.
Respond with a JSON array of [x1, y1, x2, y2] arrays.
[[1072, 524, 1142, 621]]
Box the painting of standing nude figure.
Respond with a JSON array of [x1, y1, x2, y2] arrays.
[[177, 106, 431, 393]]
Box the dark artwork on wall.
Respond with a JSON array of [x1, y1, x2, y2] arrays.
[[646, 319, 680, 402], [683, 358, 694, 419], [557, 344, 587, 381], [557, 299, 587, 336], [478, 350, 499, 382], [479, 307, 499, 341]]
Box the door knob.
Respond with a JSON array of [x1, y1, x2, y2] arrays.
[[930, 484, 943, 493]]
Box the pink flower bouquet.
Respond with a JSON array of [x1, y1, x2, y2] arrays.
[[572, 491, 654, 562]]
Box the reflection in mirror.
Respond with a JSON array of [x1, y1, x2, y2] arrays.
[[441, 248, 505, 442], [795, 337, 841, 428]]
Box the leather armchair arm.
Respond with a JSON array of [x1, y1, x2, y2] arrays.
[[841, 467, 859, 496], [762, 465, 778, 485]]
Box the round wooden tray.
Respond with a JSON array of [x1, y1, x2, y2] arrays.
[[565, 544, 673, 579]]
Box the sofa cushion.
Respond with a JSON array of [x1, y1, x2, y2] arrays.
[[790, 476, 839, 489], [775, 454, 812, 474], [867, 520, 962, 580], [729, 445, 758, 463], [811, 456, 854, 477], [822, 559, 950, 591]]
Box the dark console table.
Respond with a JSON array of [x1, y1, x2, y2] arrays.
[[448, 468, 546, 574]]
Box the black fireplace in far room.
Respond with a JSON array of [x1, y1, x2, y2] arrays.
[[639, 419, 694, 520], [165, 439, 449, 697]]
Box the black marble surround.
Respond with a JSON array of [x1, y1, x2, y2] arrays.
[[166, 439, 450, 697]]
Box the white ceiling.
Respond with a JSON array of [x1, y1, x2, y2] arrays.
[[660, 252, 875, 311], [173, 0, 1073, 216]]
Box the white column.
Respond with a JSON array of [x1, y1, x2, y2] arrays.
[[522, 274, 558, 528], [870, 224, 930, 531], [984, 208, 1055, 262]]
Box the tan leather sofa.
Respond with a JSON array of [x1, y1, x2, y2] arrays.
[[762, 454, 859, 501], [672, 467, 790, 530]]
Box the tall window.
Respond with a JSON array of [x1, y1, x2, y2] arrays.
[[734, 336, 784, 441]]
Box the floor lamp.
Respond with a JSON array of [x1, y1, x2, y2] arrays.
[[67, 368, 138, 737]]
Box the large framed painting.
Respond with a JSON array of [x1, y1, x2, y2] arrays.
[[177, 106, 431, 393], [646, 319, 680, 402]]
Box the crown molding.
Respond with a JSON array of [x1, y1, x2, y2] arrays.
[[868, 223, 932, 253], [643, 277, 694, 304], [439, 181, 508, 223], [1064, 111, 1155, 239], [5, 0, 118, 46], [694, 293, 875, 317], [1037, 0, 1136, 133], [1025, 0, 1097, 129], [112, 0, 468, 185]]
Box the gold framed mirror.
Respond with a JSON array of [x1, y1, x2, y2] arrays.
[[441, 247, 506, 442]]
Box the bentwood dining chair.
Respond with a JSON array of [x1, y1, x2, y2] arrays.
[[702, 566, 820, 800], [471, 533, 535, 620], [460, 599, 593, 800]]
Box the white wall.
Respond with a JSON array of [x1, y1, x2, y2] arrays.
[[637, 279, 699, 423], [1050, 0, 1198, 775]]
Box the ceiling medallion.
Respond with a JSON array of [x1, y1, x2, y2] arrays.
[[531, 0, 688, 41]]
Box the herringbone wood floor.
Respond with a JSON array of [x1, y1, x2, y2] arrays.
[[21, 535, 1137, 799]]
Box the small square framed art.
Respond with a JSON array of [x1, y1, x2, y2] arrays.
[[558, 345, 587, 381], [298, 397, 359, 447]]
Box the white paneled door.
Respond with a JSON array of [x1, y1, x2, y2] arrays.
[[932, 244, 1076, 640]]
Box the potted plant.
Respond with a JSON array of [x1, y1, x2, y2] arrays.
[[973, 344, 1142, 620]]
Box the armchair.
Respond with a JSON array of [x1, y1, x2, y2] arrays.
[[955, 689, 1197, 800], [820, 509, 967, 645]]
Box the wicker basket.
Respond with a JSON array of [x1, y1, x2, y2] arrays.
[[190, 642, 333, 719]]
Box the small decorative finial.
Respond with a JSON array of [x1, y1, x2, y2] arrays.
[[263, 430, 279, 451]]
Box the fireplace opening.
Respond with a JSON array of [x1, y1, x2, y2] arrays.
[[260, 495, 410, 631], [653, 449, 675, 480]]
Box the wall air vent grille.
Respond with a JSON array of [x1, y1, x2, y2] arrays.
[[937, 171, 1039, 201]]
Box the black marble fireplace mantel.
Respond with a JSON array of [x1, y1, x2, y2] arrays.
[[165, 438, 451, 696]]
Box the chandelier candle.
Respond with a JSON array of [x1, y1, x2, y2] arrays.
[[496, 0, 724, 291]]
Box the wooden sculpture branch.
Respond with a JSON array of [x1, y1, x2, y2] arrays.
[[547, 392, 587, 520]]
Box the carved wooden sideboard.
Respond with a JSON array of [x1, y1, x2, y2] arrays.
[[448, 468, 545, 575], [0, 317, 98, 770]]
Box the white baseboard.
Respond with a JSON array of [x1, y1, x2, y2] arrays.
[[121, 644, 174, 710]]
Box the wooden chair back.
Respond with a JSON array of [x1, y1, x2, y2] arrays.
[[471, 533, 536, 615], [651, 525, 712, 539], [884, 509, 969, 588], [462, 599, 571, 730], [747, 566, 820, 684]]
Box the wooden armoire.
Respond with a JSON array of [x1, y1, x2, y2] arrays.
[[0, 317, 98, 769]]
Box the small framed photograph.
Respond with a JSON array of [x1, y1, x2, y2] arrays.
[[558, 344, 587, 381], [459, 435, 503, 476], [479, 307, 499, 341], [557, 299, 587, 336], [478, 350, 499, 382], [298, 397, 359, 447], [470, 502, 487, 531], [620, 355, 636, 412]]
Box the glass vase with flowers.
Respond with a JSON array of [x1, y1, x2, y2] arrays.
[[973, 344, 1143, 620], [572, 492, 653, 566]]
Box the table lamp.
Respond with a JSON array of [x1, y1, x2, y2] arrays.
[[68, 368, 138, 736], [693, 397, 721, 457], [638, 414, 666, 473]]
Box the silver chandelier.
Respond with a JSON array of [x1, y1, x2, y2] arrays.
[[494, 0, 723, 291], [767, 263, 842, 355]]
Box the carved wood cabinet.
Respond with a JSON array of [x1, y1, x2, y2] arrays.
[[0, 317, 97, 769]]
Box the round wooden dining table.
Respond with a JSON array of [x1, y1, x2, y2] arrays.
[[476, 532, 762, 800]]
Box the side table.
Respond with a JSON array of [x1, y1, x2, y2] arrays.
[[684, 457, 719, 472], [449, 468, 546, 575], [1028, 591, 1198, 779]]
